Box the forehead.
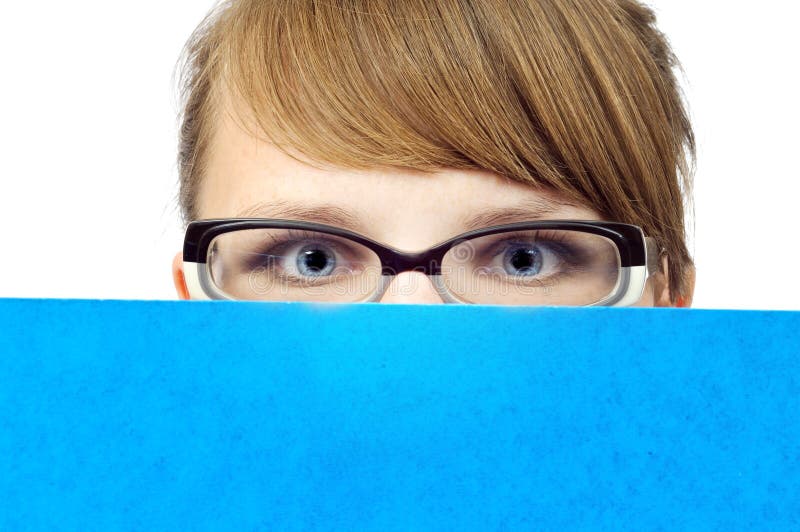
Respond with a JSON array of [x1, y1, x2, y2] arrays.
[[199, 104, 602, 249]]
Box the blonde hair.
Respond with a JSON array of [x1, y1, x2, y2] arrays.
[[178, 0, 695, 301]]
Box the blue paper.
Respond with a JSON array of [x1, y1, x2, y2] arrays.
[[1, 299, 799, 530]]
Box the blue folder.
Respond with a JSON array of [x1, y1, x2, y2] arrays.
[[1, 299, 799, 530]]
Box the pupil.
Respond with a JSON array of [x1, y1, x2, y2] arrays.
[[302, 249, 329, 273], [508, 248, 541, 275]]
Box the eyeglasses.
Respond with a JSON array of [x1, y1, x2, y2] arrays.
[[182, 219, 660, 306]]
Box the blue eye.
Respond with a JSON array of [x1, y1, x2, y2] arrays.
[[296, 245, 336, 277], [503, 246, 544, 276]]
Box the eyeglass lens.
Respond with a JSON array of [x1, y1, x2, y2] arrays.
[[207, 228, 621, 305]]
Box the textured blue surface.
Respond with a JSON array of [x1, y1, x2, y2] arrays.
[[0, 299, 799, 530]]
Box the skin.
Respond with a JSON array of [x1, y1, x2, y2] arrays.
[[172, 103, 694, 307]]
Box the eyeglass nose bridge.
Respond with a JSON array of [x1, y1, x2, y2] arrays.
[[372, 250, 455, 304], [379, 249, 446, 277]]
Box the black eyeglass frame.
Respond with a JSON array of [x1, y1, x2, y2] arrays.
[[183, 219, 658, 306]]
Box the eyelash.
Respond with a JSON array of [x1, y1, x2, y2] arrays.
[[482, 230, 582, 264], [244, 230, 349, 270]]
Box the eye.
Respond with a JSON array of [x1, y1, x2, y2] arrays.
[[249, 232, 377, 283]]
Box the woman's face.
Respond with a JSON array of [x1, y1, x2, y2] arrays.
[[173, 107, 675, 306]]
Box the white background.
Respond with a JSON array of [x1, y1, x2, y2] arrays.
[[0, 1, 798, 309]]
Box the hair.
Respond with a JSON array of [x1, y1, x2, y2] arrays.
[[177, 0, 695, 301]]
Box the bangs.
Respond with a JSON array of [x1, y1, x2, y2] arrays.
[[211, 0, 688, 210]]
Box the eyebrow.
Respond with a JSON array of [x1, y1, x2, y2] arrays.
[[234, 196, 586, 236], [235, 201, 367, 233], [460, 197, 586, 231]]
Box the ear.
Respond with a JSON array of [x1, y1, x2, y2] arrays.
[[653, 256, 695, 308], [172, 251, 191, 300]]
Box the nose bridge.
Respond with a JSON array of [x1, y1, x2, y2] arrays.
[[377, 270, 445, 304]]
